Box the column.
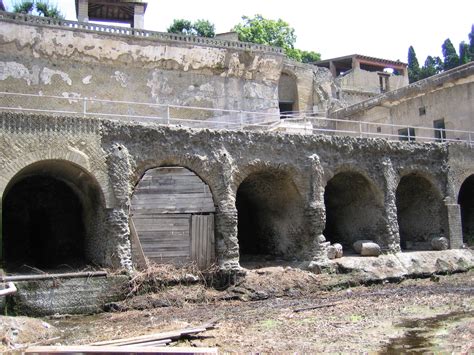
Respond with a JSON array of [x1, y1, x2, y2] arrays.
[[77, 0, 89, 22], [445, 201, 464, 248], [351, 56, 360, 70], [214, 207, 240, 270], [133, 4, 145, 29], [381, 157, 401, 253], [329, 61, 337, 78], [306, 154, 328, 263]]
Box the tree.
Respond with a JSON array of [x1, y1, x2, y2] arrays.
[[35, 0, 63, 18], [232, 14, 321, 62], [11, 0, 64, 19], [442, 38, 460, 71], [459, 41, 470, 65], [407, 46, 421, 83], [12, 0, 34, 14], [167, 19, 193, 35], [419, 55, 443, 80], [469, 24, 474, 61], [167, 19, 215, 38], [233, 14, 300, 60], [192, 19, 215, 38], [299, 50, 321, 63]]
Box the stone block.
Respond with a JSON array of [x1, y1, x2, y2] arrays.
[[5, 275, 128, 316], [431, 236, 449, 251], [327, 243, 343, 259], [360, 242, 381, 257], [353, 240, 374, 254]]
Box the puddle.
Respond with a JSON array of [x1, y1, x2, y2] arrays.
[[384, 310, 474, 353]]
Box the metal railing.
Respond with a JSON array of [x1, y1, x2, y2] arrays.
[[0, 91, 472, 146], [0, 11, 283, 54]]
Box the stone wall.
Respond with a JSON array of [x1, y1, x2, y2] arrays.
[[1, 111, 469, 271], [332, 63, 474, 142], [0, 18, 284, 115]]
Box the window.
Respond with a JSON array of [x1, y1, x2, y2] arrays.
[[376, 126, 382, 133], [398, 128, 416, 142], [433, 119, 446, 142], [419, 107, 426, 116]]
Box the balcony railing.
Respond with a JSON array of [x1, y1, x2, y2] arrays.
[[0, 91, 472, 146], [0, 11, 283, 54]]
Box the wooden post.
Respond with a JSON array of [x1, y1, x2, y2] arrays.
[[129, 217, 148, 270]]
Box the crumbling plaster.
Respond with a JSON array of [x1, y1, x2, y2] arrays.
[[0, 20, 288, 114]]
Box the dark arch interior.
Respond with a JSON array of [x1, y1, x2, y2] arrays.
[[2, 160, 105, 272], [324, 172, 384, 250], [458, 175, 474, 247], [3, 175, 85, 270], [396, 174, 445, 251], [236, 170, 305, 262]]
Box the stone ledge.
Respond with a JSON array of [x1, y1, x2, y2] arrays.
[[4, 275, 128, 316], [330, 249, 474, 282]]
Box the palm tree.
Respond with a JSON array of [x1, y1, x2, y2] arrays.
[[11, 0, 64, 19]]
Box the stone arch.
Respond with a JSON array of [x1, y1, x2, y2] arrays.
[[278, 70, 299, 117], [396, 167, 446, 197], [458, 174, 474, 247], [2, 159, 107, 271], [323, 167, 385, 250], [131, 164, 217, 268], [235, 166, 308, 262], [233, 161, 309, 199], [396, 172, 447, 251], [133, 156, 223, 211], [0, 147, 112, 208]]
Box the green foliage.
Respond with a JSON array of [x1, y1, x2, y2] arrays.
[[233, 15, 297, 49], [233, 14, 299, 60], [407, 26, 473, 82], [419, 56, 443, 80], [11, 0, 63, 19], [167, 19, 215, 38], [469, 25, 474, 61], [459, 41, 470, 65], [167, 19, 193, 35], [407, 46, 420, 83], [35, 0, 62, 19], [299, 50, 321, 63], [233, 14, 321, 63], [12, 0, 34, 14], [442, 38, 460, 70], [192, 19, 215, 38]]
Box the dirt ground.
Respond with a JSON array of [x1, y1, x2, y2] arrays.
[[2, 267, 474, 353]]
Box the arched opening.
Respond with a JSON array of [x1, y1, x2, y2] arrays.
[[130, 167, 216, 269], [236, 170, 306, 262], [396, 173, 445, 251], [324, 172, 384, 250], [2, 160, 105, 271], [458, 175, 474, 247], [278, 72, 298, 118]]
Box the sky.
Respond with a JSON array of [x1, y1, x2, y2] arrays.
[[3, 0, 473, 63]]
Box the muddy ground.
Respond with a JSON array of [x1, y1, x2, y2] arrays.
[[2, 267, 474, 353]]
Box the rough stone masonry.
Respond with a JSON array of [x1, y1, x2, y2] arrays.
[[0, 112, 471, 272]]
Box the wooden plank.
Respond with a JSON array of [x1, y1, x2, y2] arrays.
[[25, 346, 218, 354], [129, 218, 148, 270], [130, 167, 215, 214], [191, 215, 215, 269], [131, 167, 218, 265]]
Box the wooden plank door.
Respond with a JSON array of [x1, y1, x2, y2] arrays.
[[191, 215, 215, 269]]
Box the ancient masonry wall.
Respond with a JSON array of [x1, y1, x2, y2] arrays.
[[1, 112, 471, 270], [0, 19, 284, 114]]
